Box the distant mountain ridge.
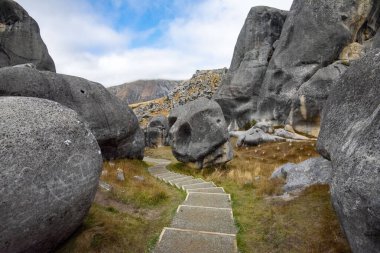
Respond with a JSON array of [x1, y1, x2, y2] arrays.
[[108, 79, 182, 104]]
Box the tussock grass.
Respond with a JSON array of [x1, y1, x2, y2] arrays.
[[155, 141, 351, 253], [56, 159, 185, 253]]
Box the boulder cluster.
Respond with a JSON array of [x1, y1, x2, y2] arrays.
[[0, 1, 144, 252], [215, 0, 380, 137]]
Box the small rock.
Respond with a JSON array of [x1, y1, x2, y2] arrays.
[[116, 168, 125, 181], [133, 176, 145, 182]]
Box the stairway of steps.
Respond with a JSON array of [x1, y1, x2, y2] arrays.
[[145, 157, 238, 253]]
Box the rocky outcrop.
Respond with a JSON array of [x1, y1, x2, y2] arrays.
[[214, 7, 287, 130], [133, 69, 227, 126], [145, 115, 169, 148], [0, 65, 144, 160], [271, 157, 332, 192], [0, 97, 102, 253], [169, 98, 232, 168], [216, 0, 380, 136], [0, 0, 55, 71], [258, 0, 376, 123], [233, 128, 283, 147], [317, 50, 380, 253], [109, 79, 181, 104]]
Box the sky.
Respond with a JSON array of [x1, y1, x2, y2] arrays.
[[16, 0, 293, 87]]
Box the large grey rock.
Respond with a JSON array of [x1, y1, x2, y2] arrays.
[[0, 97, 102, 253], [257, 0, 378, 123], [214, 6, 287, 129], [0, 65, 144, 160], [287, 62, 348, 137], [317, 50, 380, 253], [169, 98, 232, 168], [271, 157, 332, 192], [0, 0, 55, 71], [235, 128, 283, 147], [145, 115, 169, 147]]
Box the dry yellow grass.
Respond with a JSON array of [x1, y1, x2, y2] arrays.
[[149, 141, 351, 253], [56, 159, 185, 253]]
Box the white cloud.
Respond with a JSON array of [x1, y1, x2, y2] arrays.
[[16, 0, 292, 87]]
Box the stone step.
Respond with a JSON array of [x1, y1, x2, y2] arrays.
[[182, 182, 215, 190], [154, 227, 237, 253], [183, 192, 232, 209], [168, 176, 194, 185], [162, 174, 186, 182], [155, 172, 176, 179], [187, 187, 226, 194], [172, 205, 237, 234], [175, 179, 205, 188]]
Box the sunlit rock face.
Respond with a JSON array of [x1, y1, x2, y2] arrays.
[[0, 0, 55, 71], [0, 97, 102, 253], [168, 98, 232, 168], [317, 50, 380, 253]]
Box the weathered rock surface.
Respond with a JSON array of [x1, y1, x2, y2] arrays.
[[0, 65, 144, 160], [271, 157, 332, 192], [145, 115, 169, 147], [317, 50, 380, 253], [287, 62, 348, 137], [216, 0, 380, 136], [214, 6, 287, 130], [169, 98, 232, 168], [0, 0, 55, 71], [233, 128, 284, 147], [0, 97, 102, 253], [257, 0, 375, 122], [109, 79, 181, 104]]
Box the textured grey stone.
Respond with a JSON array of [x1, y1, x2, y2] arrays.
[[287, 62, 348, 137], [0, 0, 55, 71], [257, 0, 378, 124], [145, 115, 169, 147], [317, 50, 380, 253], [0, 97, 102, 253], [273, 129, 309, 140], [0, 65, 144, 160], [169, 98, 232, 168], [235, 128, 283, 147], [271, 157, 332, 192], [214, 6, 287, 129]]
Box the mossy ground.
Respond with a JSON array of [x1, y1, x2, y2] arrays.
[[56, 159, 185, 253], [149, 140, 351, 253]]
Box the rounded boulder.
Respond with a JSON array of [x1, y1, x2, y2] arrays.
[[0, 97, 103, 253]]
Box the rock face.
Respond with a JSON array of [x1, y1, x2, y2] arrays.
[[214, 7, 287, 130], [109, 79, 181, 104], [0, 97, 102, 253], [257, 0, 374, 122], [216, 0, 380, 136], [169, 98, 232, 168], [0, 65, 144, 160], [317, 50, 380, 253], [145, 115, 169, 148], [271, 157, 332, 192], [0, 0, 55, 71]]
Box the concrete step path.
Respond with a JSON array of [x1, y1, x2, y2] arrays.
[[144, 157, 238, 253]]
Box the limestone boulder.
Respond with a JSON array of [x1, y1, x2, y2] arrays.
[[0, 97, 102, 253], [317, 50, 380, 252], [145, 115, 169, 148], [169, 98, 232, 168], [0, 0, 55, 71], [0, 65, 144, 160], [257, 0, 379, 123], [271, 157, 332, 192], [214, 6, 287, 129], [235, 128, 283, 147]]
